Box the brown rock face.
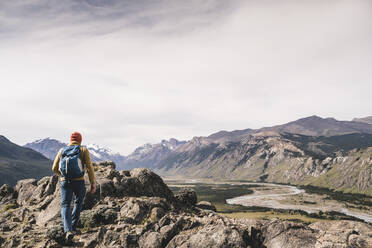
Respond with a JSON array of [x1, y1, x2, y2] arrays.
[[15, 178, 37, 205], [0, 161, 371, 248], [174, 188, 197, 206]]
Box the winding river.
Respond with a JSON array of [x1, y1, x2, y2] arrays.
[[225, 183, 372, 223]]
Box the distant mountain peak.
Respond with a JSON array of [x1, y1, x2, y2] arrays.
[[0, 135, 10, 143], [295, 115, 325, 122], [86, 143, 121, 157], [352, 116, 372, 125], [303, 115, 322, 119]]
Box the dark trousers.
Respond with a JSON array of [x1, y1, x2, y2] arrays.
[[60, 180, 86, 232]]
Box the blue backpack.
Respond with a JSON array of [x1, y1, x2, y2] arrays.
[[59, 145, 84, 180]]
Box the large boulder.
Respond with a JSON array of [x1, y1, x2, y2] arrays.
[[129, 168, 174, 201], [174, 188, 197, 206], [196, 201, 217, 212], [167, 224, 248, 248], [15, 179, 37, 205], [120, 197, 170, 224], [310, 220, 372, 248], [261, 220, 316, 248], [29, 175, 59, 206], [138, 231, 163, 248], [35, 182, 62, 226], [80, 204, 118, 228], [93, 166, 174, 202], [99, 179, 116, 198]]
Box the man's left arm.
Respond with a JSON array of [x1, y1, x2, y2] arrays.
[[52, 149, 62, 176]]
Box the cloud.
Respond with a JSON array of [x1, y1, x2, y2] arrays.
[[1, 0, 372, 154]]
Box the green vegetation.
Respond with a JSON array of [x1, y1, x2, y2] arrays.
[[221, 206, 362, 223], [168, 182, 368, 223], [222, 209, 362, 223], [2, 203, 18, 212], [222, 211, 323, 223], [299, 185, 372, 207]]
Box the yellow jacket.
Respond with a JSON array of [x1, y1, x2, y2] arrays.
[[52, 141, 95, 183]]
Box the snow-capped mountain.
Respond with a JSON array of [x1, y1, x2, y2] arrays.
[[24, 138, 126, 166], [24, 137, 186, 170], [85, 143, 126, 164], [24, 138, 66, 161]]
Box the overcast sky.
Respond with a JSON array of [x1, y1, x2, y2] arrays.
[[1, 0, 371, 154]]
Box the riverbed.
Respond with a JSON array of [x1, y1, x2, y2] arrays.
[[166, 179, 372, 223], [225, 182, 372, 223]]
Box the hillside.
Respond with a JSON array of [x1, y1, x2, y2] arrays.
[[353, 116, 372, 125], [117, 116, 372, 195], [0, 135, 52, 186], [259, 115, 372, 136], [152, 132, 372, 195]]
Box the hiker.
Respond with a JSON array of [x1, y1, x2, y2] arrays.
[[52, 131, 96, 242]]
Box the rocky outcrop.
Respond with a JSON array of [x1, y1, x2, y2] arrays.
[[0, 162, 371, 248], [174, 188, 197, 206]]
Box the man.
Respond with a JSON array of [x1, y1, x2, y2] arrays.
[[52, 131, 96, 242]]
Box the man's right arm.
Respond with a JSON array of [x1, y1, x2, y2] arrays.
[[52, 149, 62, 176]]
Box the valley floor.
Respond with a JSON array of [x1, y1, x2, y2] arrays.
[[166, 179, 372, 224]]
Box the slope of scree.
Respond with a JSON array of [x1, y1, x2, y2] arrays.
[[0, 161, 371, 248]]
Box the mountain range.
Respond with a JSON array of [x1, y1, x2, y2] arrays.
[[3, 115, 372, 195], [24, 138, 127, 166], [123, 115, 372, 195], [23, 138, 185, 170]]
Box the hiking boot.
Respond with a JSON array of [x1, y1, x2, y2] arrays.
[[65, 231, 74, 243]]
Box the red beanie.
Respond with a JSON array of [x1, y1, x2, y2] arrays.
[[70, 131, 82, 144]]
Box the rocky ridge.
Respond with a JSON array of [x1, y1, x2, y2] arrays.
[[0, 162, 371, 248]]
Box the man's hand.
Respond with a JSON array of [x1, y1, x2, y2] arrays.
[[90, 183, 96, 194]]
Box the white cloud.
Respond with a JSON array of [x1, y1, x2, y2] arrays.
[[1, 0, 371, 154]]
